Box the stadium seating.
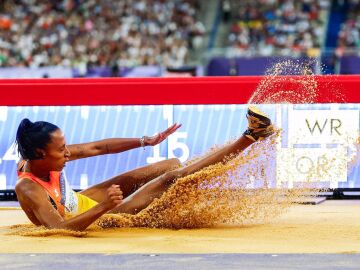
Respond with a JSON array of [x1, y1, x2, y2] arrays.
[[0, 0, 205, 70]]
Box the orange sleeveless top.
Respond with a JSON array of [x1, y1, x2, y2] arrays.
[[17, 160, 78, 216]]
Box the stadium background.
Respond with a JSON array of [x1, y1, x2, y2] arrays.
[[1, 0, 360, 191]]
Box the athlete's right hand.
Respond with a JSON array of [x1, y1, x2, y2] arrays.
[[104, 184, 123, 209]]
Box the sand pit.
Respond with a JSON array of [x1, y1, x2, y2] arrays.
[[1, 200, 360, 254]]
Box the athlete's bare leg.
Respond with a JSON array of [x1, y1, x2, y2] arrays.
[[112, 106, 274, 214], [111, 136, 255, 214], [80, 158, 181, 202]]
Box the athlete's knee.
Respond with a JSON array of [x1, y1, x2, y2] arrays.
[[166, 158, 181, 168], [156, 158, 181, 170]]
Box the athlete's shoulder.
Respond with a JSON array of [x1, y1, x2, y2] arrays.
[[15, 177, 46, 200]]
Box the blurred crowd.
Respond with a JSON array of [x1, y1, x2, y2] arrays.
[[227, 0, 330, 57], [336, 0, 360, 55], [0, 0, 205, 69]]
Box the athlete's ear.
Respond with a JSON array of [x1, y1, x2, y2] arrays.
[[35, 148, 46, 159]]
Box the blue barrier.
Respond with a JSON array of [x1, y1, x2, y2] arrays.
[[0, 104, 359, 189]]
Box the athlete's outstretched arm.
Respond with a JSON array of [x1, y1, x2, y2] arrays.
[[67, 123, 181, 161]]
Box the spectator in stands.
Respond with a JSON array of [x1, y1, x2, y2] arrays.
[[222, 0, 231, 23]]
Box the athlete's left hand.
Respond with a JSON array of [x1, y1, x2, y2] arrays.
[[144, 123, 182, 146]]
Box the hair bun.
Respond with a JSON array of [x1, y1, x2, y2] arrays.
[[19, 118, 33, 130]]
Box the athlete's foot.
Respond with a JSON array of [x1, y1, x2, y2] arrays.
[[243, 105, 274, 142]]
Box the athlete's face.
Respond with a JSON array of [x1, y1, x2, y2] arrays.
[[42, 129, 71, 171]]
